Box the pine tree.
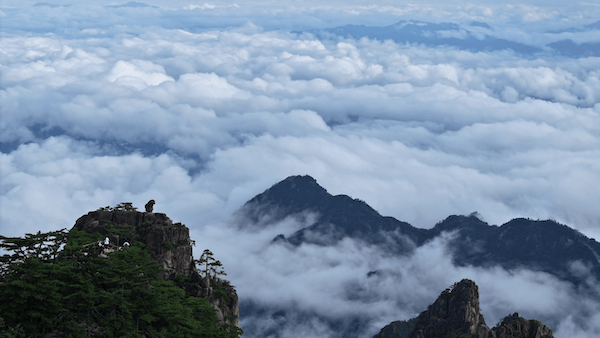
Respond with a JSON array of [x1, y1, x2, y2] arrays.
[[195, 249, 227, 290]]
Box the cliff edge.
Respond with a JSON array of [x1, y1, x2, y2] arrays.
[[73, 204, 239, 327]]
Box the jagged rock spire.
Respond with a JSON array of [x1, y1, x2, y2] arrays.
[[374, 279, 554, 338], [411, 279, 490, 338]]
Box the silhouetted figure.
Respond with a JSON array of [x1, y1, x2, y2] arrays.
[[145, 199, 155, 213]]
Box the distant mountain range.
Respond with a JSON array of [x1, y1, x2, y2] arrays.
[[547, 20, 600, 33], [316, 21, 540, 54], [546, 39, 600, 59], [310, 20, 600, 58], [238, 175, 600, 286]]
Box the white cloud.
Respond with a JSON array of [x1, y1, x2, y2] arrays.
[[107, 60, 175, 88], [2, 1, 600, 337], [184, 4, 217, 10], [517, 5, 558, 23], [198, 220, 600, 337]]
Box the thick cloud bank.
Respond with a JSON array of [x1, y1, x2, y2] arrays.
[[1, 1, 600, 337], [197, 215, 600, 338]]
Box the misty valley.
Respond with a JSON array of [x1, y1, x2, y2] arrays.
[[2, 175, 599, 337]]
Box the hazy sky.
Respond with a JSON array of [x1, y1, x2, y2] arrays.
[[1, 1, 600, 337]]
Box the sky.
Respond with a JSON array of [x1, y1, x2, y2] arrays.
[[1, 0, 600, 337]]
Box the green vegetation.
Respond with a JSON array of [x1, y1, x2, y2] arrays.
[[164, 241, 176, 252], [0, 316, 24, 338], [97, 202, 138, 212], [212, 280, 230, 303], [0, 228, 241, 338], [530, 319, 541, 327]]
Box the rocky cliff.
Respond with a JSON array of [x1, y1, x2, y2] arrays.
[[374, 279, 554, 338], [409, 279, 491, 338], [73, 204, 240, 327]]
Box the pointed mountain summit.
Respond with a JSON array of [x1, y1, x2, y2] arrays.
[[239, 175, 332, 224], [237, 175, 426, 252]]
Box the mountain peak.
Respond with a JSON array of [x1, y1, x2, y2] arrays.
[[247, 175, 328, 203], [236, 175, 425, 251], [237, 175, 332, 225], [275, 175, 325, 194], [410, 278, 490, 338]]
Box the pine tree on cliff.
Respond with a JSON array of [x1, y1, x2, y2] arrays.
[[196, 249, 227, 291]]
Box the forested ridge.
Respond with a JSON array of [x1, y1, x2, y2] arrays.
[[0, 223, 241, 338]]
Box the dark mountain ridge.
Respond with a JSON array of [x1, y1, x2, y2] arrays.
[[239, 175, 427, 252], [238, 175, 600, 285]]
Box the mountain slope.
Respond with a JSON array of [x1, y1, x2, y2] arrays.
[[238, 175, 600, 284], [430, 215, 600, 284], [237, 175, 428, 252]]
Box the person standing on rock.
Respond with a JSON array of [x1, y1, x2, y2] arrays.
[[145, 200, 155, 213]]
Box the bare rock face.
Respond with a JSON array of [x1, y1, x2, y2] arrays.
[[207, 283, 240, 326], [410, 279, 492, 338], [73, 209, 239, 327], [74, 210, 190, 279], [374, 279, 554, 338]]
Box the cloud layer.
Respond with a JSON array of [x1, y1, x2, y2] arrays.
[[2, 1, 600, 337], [203, 221, 600, 337], [2, 25, 599, 237]]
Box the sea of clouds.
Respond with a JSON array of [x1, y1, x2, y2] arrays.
[[1, 1, 600, 337]]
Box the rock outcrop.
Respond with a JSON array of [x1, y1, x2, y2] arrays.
[[411, 279, 490, 338], [492, 313, 554, 338], [73, 207, 240, 327], [75, 210, 192, 279], [374, 279, 554, 338]]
